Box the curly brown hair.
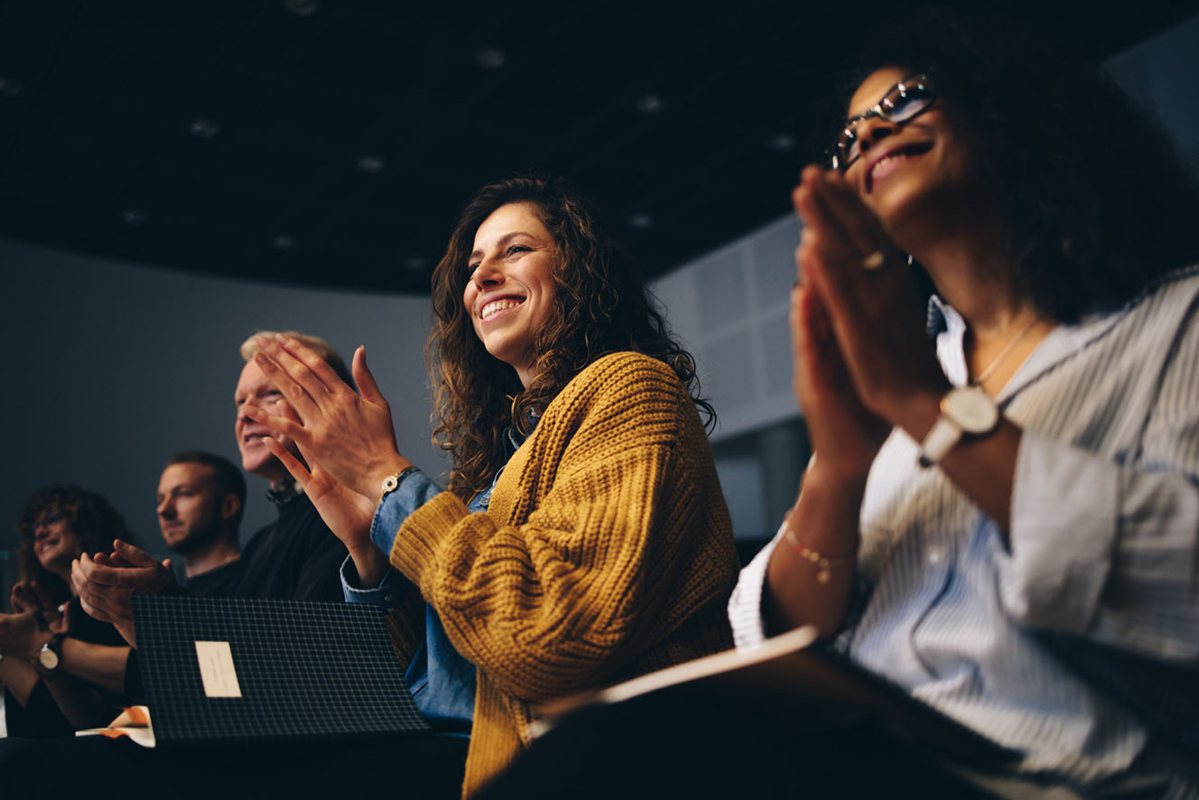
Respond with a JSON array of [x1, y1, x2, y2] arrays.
[[16, 484, 136, 603], [428, 175, 714, 500]]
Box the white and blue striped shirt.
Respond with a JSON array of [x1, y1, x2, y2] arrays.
[[730, 266, 1199, 796]]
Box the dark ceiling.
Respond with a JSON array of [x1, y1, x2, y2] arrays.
[[0, 0, 1192, 294]]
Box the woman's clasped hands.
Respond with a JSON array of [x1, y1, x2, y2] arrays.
[[790, 166, 948, 479]]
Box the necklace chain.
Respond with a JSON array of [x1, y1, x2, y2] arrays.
[[972, 316, 1041, 388]]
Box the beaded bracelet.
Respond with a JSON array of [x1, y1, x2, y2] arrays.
[[782, 523, 856, 585]]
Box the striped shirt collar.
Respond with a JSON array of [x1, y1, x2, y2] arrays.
[[926, 267, 1199, 405]]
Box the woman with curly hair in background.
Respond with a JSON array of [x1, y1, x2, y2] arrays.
[[243, 175, 739, 796], [1, 484, 135, 736]]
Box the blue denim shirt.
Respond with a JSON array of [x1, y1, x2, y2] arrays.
[[340, 430, 523, 734]]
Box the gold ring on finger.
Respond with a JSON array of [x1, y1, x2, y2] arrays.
[[862, 250, 886, 270]]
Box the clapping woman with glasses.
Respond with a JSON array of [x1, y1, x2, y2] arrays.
[[730, 10, 1199, 795]]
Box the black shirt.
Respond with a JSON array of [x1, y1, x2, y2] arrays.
[[183, 557, 242, 597], [227, 489, 346, 603], [3, 597, 126, 738]]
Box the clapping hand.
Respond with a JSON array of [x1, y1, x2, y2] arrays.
[[10, 579, 68, 633], [241, 338, 411, 500], [0, 580, 64, 660], [793, 166, 947, 437], [260, 435, 385, 582], [0, 608, 45, 659], [72, 540, 175, 646], [243, 338, 411, 585]]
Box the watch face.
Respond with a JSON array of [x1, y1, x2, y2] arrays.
[[38, 648, 60, 670], [944, 387, 999, 433]]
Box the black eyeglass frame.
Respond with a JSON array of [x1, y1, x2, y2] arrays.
[[831, 73, 937, 171]]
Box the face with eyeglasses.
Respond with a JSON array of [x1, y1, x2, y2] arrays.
[[835, 67, 976, 234]]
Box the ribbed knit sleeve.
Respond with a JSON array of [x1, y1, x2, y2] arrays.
[[389, 351, 737, 704]]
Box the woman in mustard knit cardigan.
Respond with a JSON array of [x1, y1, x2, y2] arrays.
[[242, 176, 739, 795]]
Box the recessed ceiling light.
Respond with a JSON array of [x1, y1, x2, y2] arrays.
[[189, 118, 220, 138], [403, 256, 427, 271], [628, 213, 654, 230], [357, 155, 386, 174], [0, 79, 23, 98], [122, 210, 146, 225], [635, 95, 663, 114], [272, 235, 296, 250], [475, 48, 507, 70], [283, 0, 319, 16], [767, 133, 795, 152]]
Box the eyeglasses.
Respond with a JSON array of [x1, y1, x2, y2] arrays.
[[832, 74, 936, 171], [30, 509, 64, 534]]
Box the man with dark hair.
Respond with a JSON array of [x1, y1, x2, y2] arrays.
[[164, 450, 247, 525], [157, 451, 246, 596]]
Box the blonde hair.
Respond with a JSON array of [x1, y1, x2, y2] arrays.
[[239, 330, 354, 387]]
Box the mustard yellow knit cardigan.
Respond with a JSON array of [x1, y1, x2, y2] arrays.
[[388, 351, 739, 796]]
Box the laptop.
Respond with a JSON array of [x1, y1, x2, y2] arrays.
[[122, 594, 430, 746]]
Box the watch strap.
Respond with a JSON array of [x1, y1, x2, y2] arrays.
[[918, 416, 963, 467], [918, 386, 1002, 467]]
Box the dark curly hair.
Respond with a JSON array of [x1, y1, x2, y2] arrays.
[[428, 175, 714, 500], [836, 7, 1199, 323], [16, 484, 136, 603]]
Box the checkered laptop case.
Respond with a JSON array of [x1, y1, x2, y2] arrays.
[[133, 595, 430, 745]]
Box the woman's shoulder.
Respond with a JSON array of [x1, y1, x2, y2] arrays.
[[571, 351, 683, 389], [544, 351, 690, 424], [565, 352, 690, 398], [1118, 263, 1199, 319]]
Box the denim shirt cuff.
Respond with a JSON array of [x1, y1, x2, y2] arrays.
[[339, 555, 409, 607]]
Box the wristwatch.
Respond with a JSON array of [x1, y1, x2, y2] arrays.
[[35, 633, 65, 676], [918, 386, 1000, 467]]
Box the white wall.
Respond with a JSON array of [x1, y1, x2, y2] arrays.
[[648, 215, 800, 444]]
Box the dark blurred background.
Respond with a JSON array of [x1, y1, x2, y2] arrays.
[[1, 0, 1195, 293]]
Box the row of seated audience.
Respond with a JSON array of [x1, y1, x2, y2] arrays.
[[1, 10, 1197, 798]]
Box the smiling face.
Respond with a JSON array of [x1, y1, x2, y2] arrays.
[[842, 67, 977, 236], [463, 202, 559, 387], [31, 508, 82, 578], [234, 359, 299, 483], [156, 462, 231, 555]]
